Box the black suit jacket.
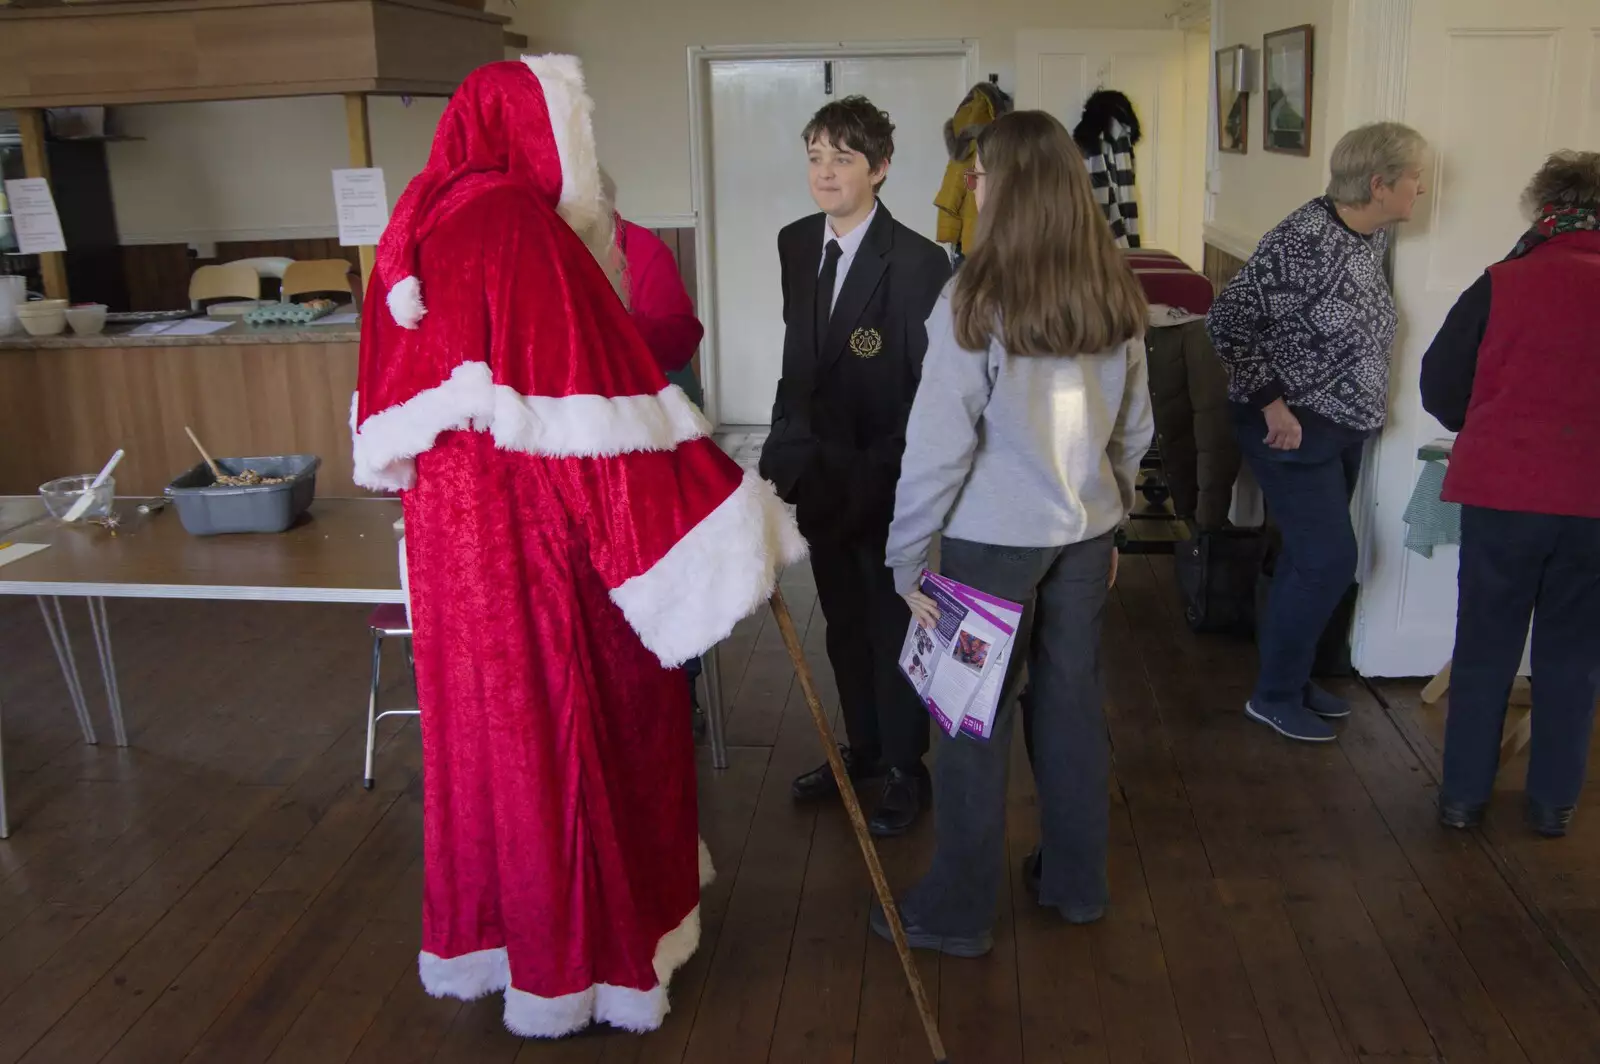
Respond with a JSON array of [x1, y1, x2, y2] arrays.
[[758, 202, 952, 544]]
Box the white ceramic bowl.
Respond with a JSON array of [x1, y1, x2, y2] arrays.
[[16, 304, 66, 337], [65, 303, 108, 335]]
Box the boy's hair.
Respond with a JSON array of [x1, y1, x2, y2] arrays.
[[802, 96, 895, 188]]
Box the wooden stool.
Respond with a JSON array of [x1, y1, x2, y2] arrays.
[[1420, 659, 1533, 756], [364, 602, 417, 789]]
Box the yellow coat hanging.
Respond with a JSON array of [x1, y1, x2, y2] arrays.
[[934, 81, 1013, 251]]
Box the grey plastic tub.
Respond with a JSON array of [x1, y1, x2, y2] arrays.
[[164, 454, 321, 535]]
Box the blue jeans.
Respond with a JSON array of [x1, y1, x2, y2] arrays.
[[901, 534, 1114, 936], [1442, 506, 1600, 809], [1233, 406, 1365, 705]]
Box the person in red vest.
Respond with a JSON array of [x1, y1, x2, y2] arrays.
[[1421, 150, 1600, 838], [603, 173, 711, 715], [602, 172, 707, 409]]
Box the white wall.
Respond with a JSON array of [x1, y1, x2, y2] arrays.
[[99, 0, 1180, 244], [1206, 0, 1349, 253], [107, 95, 445, 247]]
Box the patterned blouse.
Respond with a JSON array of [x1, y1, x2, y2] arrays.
[[1206, 198, 1397, 431]]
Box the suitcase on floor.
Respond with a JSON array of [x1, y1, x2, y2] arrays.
[[1174, 528, 1265, 633]]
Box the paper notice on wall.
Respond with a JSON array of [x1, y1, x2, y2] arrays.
[[2, 179, 67, 255], [332, 168, 390, 247]]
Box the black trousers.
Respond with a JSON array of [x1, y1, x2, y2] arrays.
[[1442, 506, 1600, 809], [809, 536, 930, 770]]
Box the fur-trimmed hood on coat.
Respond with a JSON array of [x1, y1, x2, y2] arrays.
[[1072, 89, 1142, 157], [943, 81, 1014, 162]]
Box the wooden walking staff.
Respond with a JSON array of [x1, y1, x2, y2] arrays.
[[768, 590, 948, 1064]]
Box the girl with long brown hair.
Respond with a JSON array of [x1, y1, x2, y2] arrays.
[[878, 110, 1153, 954]]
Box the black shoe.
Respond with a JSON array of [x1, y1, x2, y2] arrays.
[[1022, 847, 1042, 896], [869, 900, 992, 958], [791, 746, 883, 802], [1527, 798, 1574, 838], [1438, 797, 1486, 830], [867, 765, 929, 837]]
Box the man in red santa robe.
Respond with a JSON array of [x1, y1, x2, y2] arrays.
[[351, 56, 806, 1038]]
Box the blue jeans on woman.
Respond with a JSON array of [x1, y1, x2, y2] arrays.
[[1233, 405, 1366, 729], [1442, 506, 1600, 812]]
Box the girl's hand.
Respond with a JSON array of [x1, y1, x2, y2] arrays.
[[1108, 547, 1120, 589], [904, 590, 941, 629]]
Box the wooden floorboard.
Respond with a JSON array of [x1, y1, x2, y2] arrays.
[[0, 560, 1598, 1063]]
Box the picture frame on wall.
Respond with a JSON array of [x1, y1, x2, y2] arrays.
[[1214, 45, 1249, 154], [1263, 24, 1314, 156]]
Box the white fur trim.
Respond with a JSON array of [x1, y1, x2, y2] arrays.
[[419, 902, 704, 1038], [611, 470, 808, 668], [418, 946, 509, 999], [698, 836, 715, 888], [350, 362, 710, 491], [387, 274, 426, 329], [520, 54, 605, 245]]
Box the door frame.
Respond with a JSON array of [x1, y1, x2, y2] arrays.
[[685, 39, 979, 428]]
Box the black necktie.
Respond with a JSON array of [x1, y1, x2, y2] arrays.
[[816, 239, 842, 354]]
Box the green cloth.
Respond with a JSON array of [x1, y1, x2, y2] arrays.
[[667, 365, 703, 410], [1403, 460, 1460, 558]]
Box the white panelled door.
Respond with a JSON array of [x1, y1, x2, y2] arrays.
[[833, 56, 972, 245], [1350, 0, 1599, 677], [1014, 29, 1191, 259], [706, 53, 969, 426], [707, 59, 827, 429]]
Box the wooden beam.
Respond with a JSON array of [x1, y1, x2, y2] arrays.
[[343, 93, 376, 288], [15, 108, 68, 302], [503, 29, 528, 49]]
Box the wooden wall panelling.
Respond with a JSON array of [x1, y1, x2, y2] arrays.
[[1203, 242, 1248, 293], [122, 244, 195, 311], [646, 225, 701, 378], [121, 239, 361, 311]]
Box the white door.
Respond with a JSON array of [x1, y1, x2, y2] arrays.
[[706, 53, 969, 426], [1350, 0, 1599, 677], [707, 59, 826, 429], [1015, 29, 1195, 263]]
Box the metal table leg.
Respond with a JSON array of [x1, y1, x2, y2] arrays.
[[37, 596, 97, 745], [85, 598, 128, 747], [704, 644, 728, 770], [0, 693, 10, 839]]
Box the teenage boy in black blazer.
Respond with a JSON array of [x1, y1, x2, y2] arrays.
[[759, 96, 952, 836]]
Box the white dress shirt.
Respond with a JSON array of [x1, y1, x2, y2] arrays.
[[818, 202, 878, 313]]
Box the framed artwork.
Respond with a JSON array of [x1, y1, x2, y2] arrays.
[[1263, 24, 1314, 156], [1214, 45, 1249, 154]]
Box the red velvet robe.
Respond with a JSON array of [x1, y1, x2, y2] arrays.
[[351, 58, 804, 1037]]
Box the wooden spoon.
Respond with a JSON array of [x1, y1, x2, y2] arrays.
[[184, 425, 224, 481]]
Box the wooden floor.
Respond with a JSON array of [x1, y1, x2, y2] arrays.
[[2, 556, 1600, 1063]]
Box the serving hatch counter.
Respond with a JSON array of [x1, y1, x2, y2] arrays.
[[0, 0, 505, 504], [0, 323, 363, 497]]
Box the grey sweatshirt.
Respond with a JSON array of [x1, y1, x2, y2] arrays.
[[886, 293, 1155, 595]]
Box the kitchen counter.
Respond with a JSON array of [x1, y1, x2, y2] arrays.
[[0, 323, 365, 497], [0, 320, 360, 349]]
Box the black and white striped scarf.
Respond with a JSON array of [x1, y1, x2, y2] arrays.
[[1085, 118, 1140, 248]]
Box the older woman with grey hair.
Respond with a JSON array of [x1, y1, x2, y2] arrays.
[[1207, 121, 1427, 743], [1422, 150, 1600, 837]]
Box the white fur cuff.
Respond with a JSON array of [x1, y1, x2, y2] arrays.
[[611, 470, 808, 668]]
